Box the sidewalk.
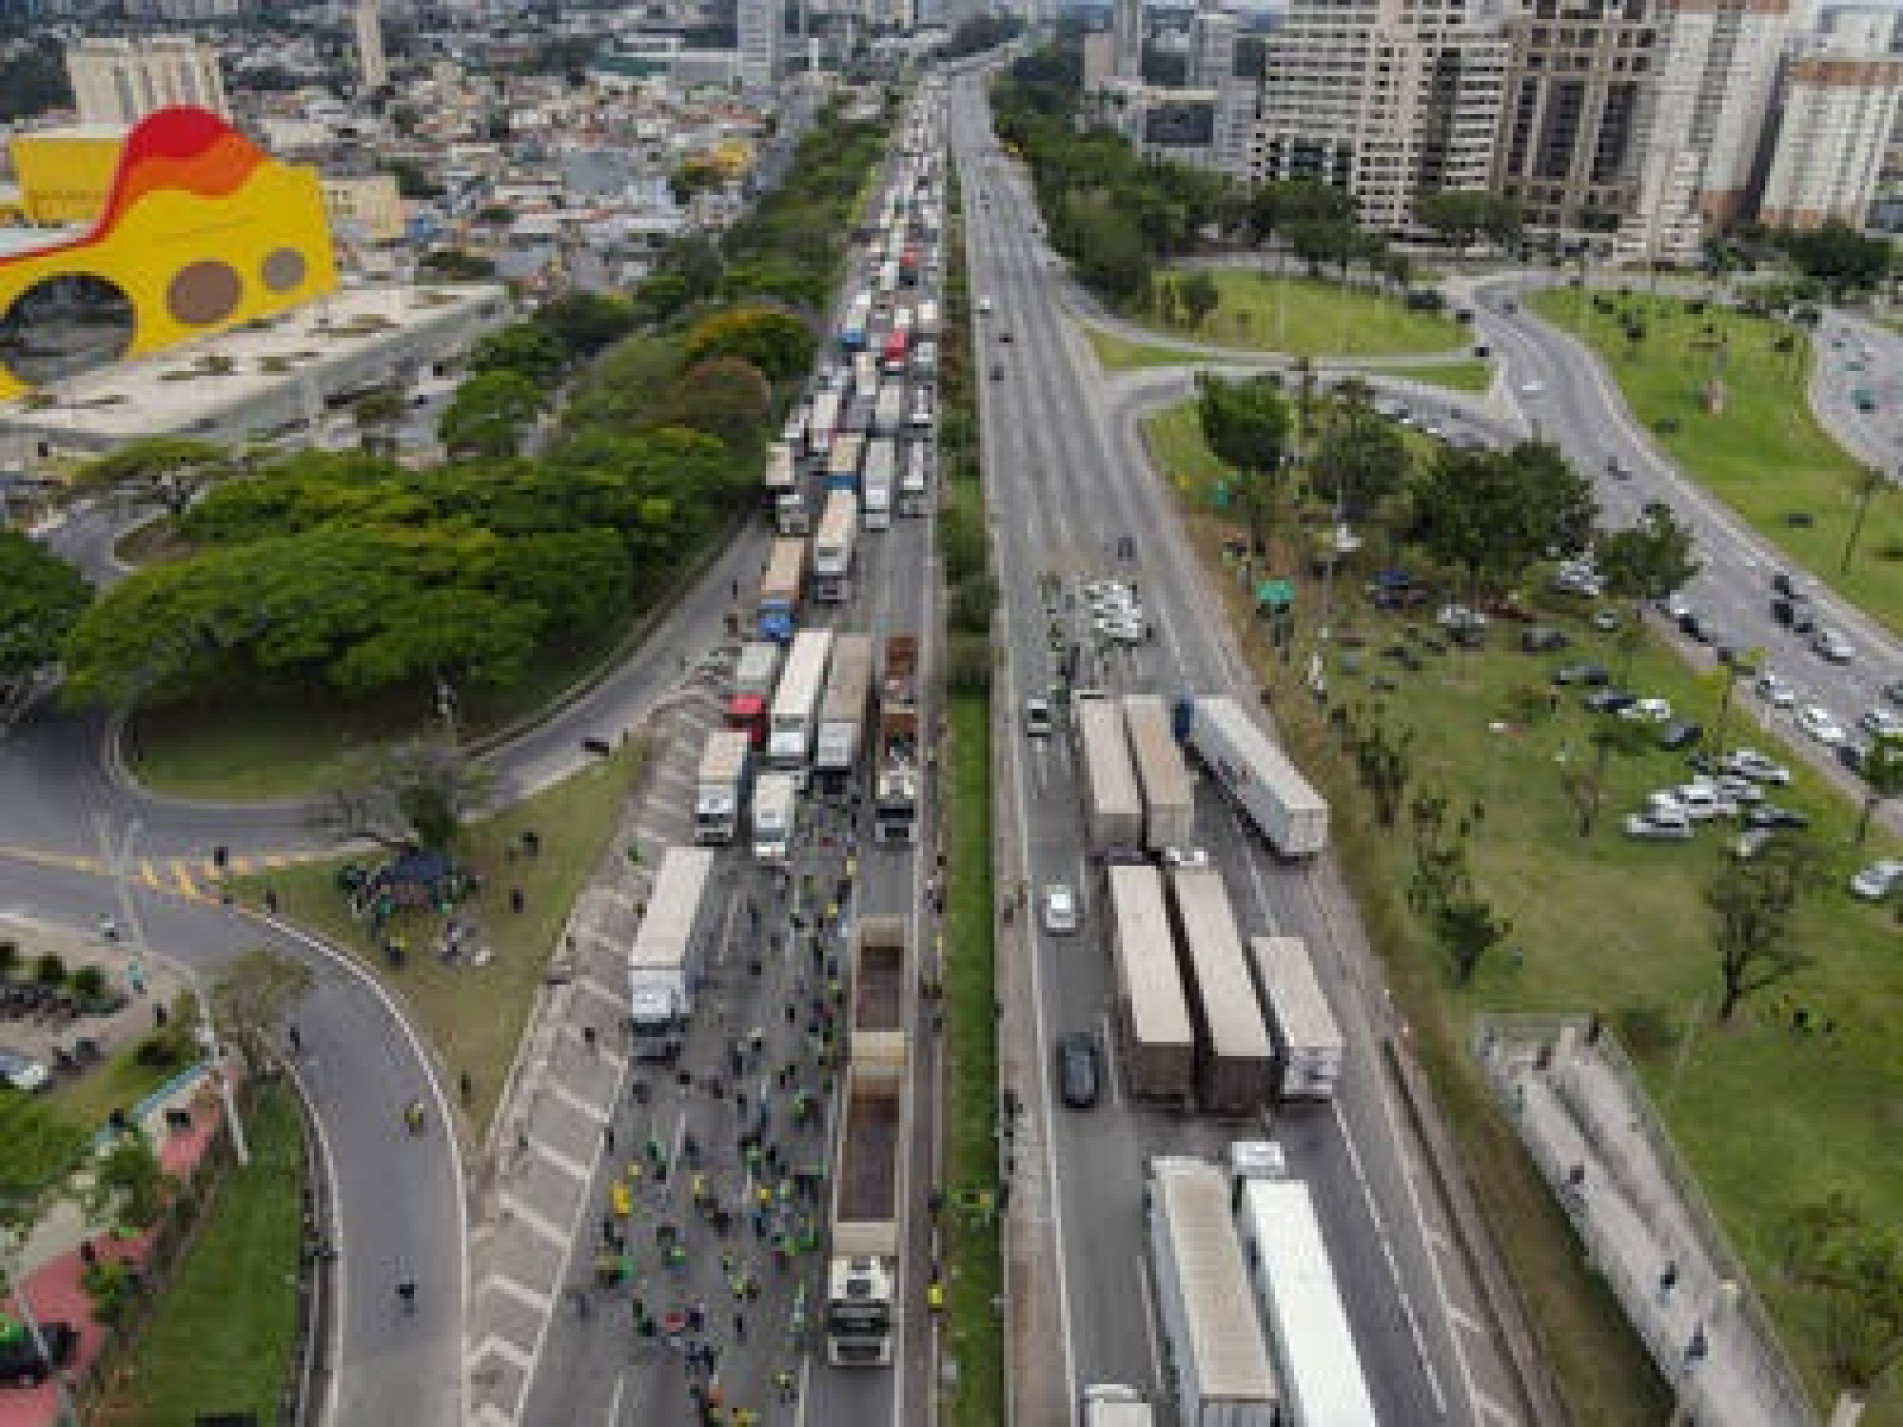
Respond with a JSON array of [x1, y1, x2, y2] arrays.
[[1479, 1017, 1816, 1427]]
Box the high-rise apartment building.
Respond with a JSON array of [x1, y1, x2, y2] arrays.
[[1187, 1, 1237, 88], [1113, 0, 1144, 80], [65, 36, 230, 127], [355, 0, 388, 91], [737, 0, 782, 97], [1757, 9, 1903, 229], [1248, 0, 1508, 232], [1492, 0, 1658, 240]]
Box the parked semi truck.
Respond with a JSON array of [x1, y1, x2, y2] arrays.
[[861, 436, 896, 531], [816, 633, 875, 788], [1078, 697, 1144, 856], [1124, 695, 1196, 852], [813, 490, 859, 604], [1178, 695, 1328, 858], [726, 641, 782, 749], [627, 847, 716, 1061], [1249, 936, 1345, 1103], [849, 914, 911, 1066], [900, 441, 931, 517], [874, 634, 921, 844], [692, 729, 752, 845], [1106, 864, 1195, 1102], [1080, 1385, 1156, 1427], [1146, 1156, 1282, 1427], [752, 770, 798, 865], [768, 629, 833, 784], [1167, 866, 1274, 1116], [826, 1059, 906, 1367], [758, 538, 806, 644]]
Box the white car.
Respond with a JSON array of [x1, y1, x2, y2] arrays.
[[1722, 749, 1792, 785], [1859, 707, 1903, 739], [1626, 808, 1694, 841], [1041, 884, 1079, 934], [1023, 698, 1053, 737], [977, 295, 994, 316], [1849, 860, 1903, 900], [1660, 784, 1736, 821], [1813, 628, 1855, 663], [1162, 846, 1212, 870], [1754, 671, 1797, 709], [1621, 697, 1674, 723], [1796, 704, 1847, 745], [0, 1049, 50, 1093], [1520, 379, 1546, 397]]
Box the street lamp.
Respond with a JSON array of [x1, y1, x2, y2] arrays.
[[1841, 467, 1884, 574]]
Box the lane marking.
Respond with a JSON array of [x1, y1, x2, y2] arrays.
[[489, 1273, 555, 1316], [470, 1331, 534, 1374], [499, 1192, 571, 1247], [548, 1079, 610, 1124]]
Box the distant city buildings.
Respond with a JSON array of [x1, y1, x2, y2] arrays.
[[737, 0, 782, 98], [355, 0, 389, 93], [1759, 8, 1903, 230], [66, 36, 230, 126]]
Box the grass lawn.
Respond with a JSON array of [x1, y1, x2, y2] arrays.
[[1085, 328, 1209, 372], [941, 692, 1003, 1427], [228, 741, 645, 1133], [1155, 397, 1903, 1424], [50, 1041, 187, 1138], [1527, 288, 1903, 638], [1372, 358, 1495, 394], [98, 1079, 304, 1426], [1146, 271, 1470, 358]]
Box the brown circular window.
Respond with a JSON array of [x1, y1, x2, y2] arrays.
[[261, 247, 307, 293], [166, 261, 243, 326]]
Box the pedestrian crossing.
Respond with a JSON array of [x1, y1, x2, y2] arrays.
[[0, 844, 312, 902]]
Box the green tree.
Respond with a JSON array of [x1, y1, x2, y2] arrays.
[[1706, 836, 1821, 1021], [1312, 382, 1409, 511], [682, 307, 816, 383], [1563, 715, 1653, 837], [84, 1131, 170, 1232], [0, 531, 90, 690], [1777, 1193, 1903, 1421], [1854, 732, 1903, 845], [1415, 189, 1493, 255], [632, 273, 692, 327], [350, 386, 409, 456], [664, 357, 772, 449], [438, 370, 547, 458], [80, 437, 233, 520], [211, 948, 317, 1069], [309, 740, 497, 851], [1177, 271, 1220, 330], [466, 322, 566, 386], [1197, 373, 1290, 554], [536, 292, 637, 360], [1405, 442, 1597, 602], [1597, 500, 1700, 616]]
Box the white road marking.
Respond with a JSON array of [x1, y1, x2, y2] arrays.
[[604, 1371, 626, 1426], [489, 1273, 555, 1315], [470, 1331, 534, 1374], [1098, 1008, 1123, 1110], [530, 1140, 591, 1184], [498, 1192, 571, 1247]]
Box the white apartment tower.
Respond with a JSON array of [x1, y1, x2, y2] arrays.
[[1249, 0, 1508, 232], [65, 36, 230, 126], [738, 0, 782, 96], [1187, 1, 1237, 88], [355, 0, 388, 92], [1113, 0, 1144, 80], [1758, 10, 1903, 229]]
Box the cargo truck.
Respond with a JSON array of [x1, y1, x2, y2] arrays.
[[1228, 1143, 1380, 1427], [758, 538, 806, 645], [726, 641, 782, 749], [1179, 696, 1329, 858], [899, 441, 930, 517], [764, 440, 800, 528], [692, 729, 752, 845], [1248, 936, 1345, 1103], [849, 914, 911, 1067], [1081, 1386, 1156, 1427], [916, 298, 941, 337], [827, 432, 865, 493], [826, 1060, 906, 1367], [752, 770, 798, 864], [1078, 698, 1144, 856], [853, 352, 880, 403], [815, 633, 875, 788], [627, 847, 716, 1061], [874, 634, 921, 844], [1124, 695, 1196, 853], [872, 381, 906, 438], [809, 389, 842, 453], [813, 490, 859, 604], [768, 630, 833, 783], [1107, 864, 1195, 1103], [1145, 1156, 1282, 1427], [1167, 866, 1274, 1116], [861, 437, 896, 531]]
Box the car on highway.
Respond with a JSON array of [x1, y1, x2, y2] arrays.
[[1796, 704, 1847, 745], [1722, 749, 1792, 784], [1606, 455, 1632, 479], [1520, 379, 1545, 396], [1023, 697, 1053, 738], [977, 296, 993, 315], [1849, 860, 1903, 901], [0, 1319, 75, 1386], [990, 361, 1004, 382], [0, 1048, 50, 1093], [1884, 678, 1903, 706], [1860, 706, 1903, 740], [1041, 884, 1079, 934], [1755, 670, 1798, 708], [1056, 1032, 1102, 1108], [1812, 628, 1855, 663]]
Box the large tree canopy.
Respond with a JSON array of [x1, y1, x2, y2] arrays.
[[1406, 442, 1597, 597], [0, 532, 91, 686]]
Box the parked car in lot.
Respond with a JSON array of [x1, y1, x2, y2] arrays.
[[1056, 1031, 1101, 1108], [1859, 707, 1903, 740], [1622, 696, 1674, 723], [1746, 805, 1810, 830], [1521, 626, 1569, 653], [1812, 628, 1855, 663], [1041, 884, 1078, 934], [0, 1048, 50, 1093], [1722, 749, 1791, 784], [1657, 720, 1703, 751], [1552, 661, 1611, 687], [1850, 860, 1903, 900], [1661, 783, 1737, 821], [1796, 704, 1847, 745], [1710, 774, 1765, 805], [1584, 688, 1638, 714], [1626, 807, 1694, 840], [0, 1319, 76, 1386]]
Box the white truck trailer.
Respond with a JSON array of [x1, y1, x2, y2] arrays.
[[1081, 1385, 1156, 1427], [1249, 936, 1345, 1103], [768, 630, 834, 783], [813, 490, 859, 604], [809, 389, 842, 452], [1078, 697, 1144, 856], [1145, 1156, 1282, 1427], [692, 728, 752, 845], [861, 437, 896, 531], [1180, 695, 1329, 859], [899, 440, 931, 517], [627, 847, 715, 1061], [1229, 1144, 1380, 1427], [752, 770, 799, 864], [815, 633, 875, 787], [1124, 695, 1196, 853], [1167, 866, 1274, 1116], [872, 380, 906, 438], [1107, 864, 1195, 1103]]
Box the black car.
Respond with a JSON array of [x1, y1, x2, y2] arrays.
[[1747, 805, 1811, 831], [1771, 570, 1801, 600], [1678, 611, 1713, 643], [1583, 688, 1638, 714], [1552, 661, 1610, 687], [1521, 626, 1569, 653], [1657, 720, 1703, 752], [1057, 1032, 1101, 1109], [1771, 598, 1815, 634], [989, 362, 1004, 382], [1838, 742, 1867, 774], [0, 1320, 76, 1387]]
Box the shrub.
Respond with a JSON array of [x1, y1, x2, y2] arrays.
[[945, 634, 993, 692], [71, 965, 108, 1002], [948, 574, 998, 637], [1615, 1003, 1681, 1062], [0, 940, 17, 979], [34, 953, 65, 986], [134, 1027, 192, 1069]]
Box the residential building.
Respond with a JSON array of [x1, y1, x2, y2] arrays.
[[1114, 0, 1144, 80], [738, 0, 782, 97], [322, 173, 407, 244], [1757, 11, 1903, 229], [1187, 1, 1237, 88], [1491, 0, 1659, 243], [1248, 0, 1509, 232], [65, 36, 231, 126], [356, 0, 389, 92]]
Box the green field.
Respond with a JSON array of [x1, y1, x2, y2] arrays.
[[229, 740, 644, 1133], [1375, 359, 1495, 394], [100, 1080, 305, 1425], [1086, 327, 1222, 372], [1146, 270, 1470, 358], [1528, 288, 1903, 637], [1149, 398, 1903, 1423]]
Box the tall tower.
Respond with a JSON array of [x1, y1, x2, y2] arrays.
[[66, 36, 231, 126], [738, 0, 781, 98], [355, 0, 388, 92], [1113, 0, 1144, 80]]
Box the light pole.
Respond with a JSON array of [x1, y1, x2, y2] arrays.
[[92, 815, 248, 1164], [1841, 467, 1883, 574]]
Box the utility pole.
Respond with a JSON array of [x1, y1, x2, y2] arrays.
[[1841, 467, 1883, 574]]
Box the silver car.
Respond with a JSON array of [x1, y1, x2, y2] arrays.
[[1041, 884, 1079, 934]]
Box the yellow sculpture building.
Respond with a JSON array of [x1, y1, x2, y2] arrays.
[[0, 106, 338, 401]]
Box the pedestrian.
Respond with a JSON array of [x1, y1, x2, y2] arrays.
[[263, 887, 279, 915], [583, 1025, 598, 1053], [734, 1311, 747, 1341], [688, 1301, 706, 1333], [604, 1124, 616, 1154], [287, 1024, 302, 1054], [927, 1279, 945, 1316]]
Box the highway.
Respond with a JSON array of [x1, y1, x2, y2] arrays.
[[949, 73, 1513, 1426]]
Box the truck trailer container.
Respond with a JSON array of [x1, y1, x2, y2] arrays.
[[1230, 1147, 1380, 1427], [1248, 937, 1345, 1103], [827, 432, 865, 492], [752, 770, 798, 865], [848, 914, 910, 1067], [768, 630, 833, 782], [1081, 1385, 1157, 1427], [1124, 695, 1196, 853], [726, 641, 782, 749], [813, 490, 859, 605], [1078, 698, 1144, 855], [872, 381, 905, 438], [826, 1060, 906, 1367], [874, 634, 920, 844], [899, 441, 930, 516], [1167, 867, 1274, 1116], [1106, 864, 1195, 1102], [1145, 1156, 1281, 1427], [861, 437, 896, 531], [692, 728, 752, 845], [1180, 696, 1328, 859], [808, 389, 842, 453], [627, 847, 716, 1061], [758, 539, 806, 645], [815, 633, 875, 786]]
